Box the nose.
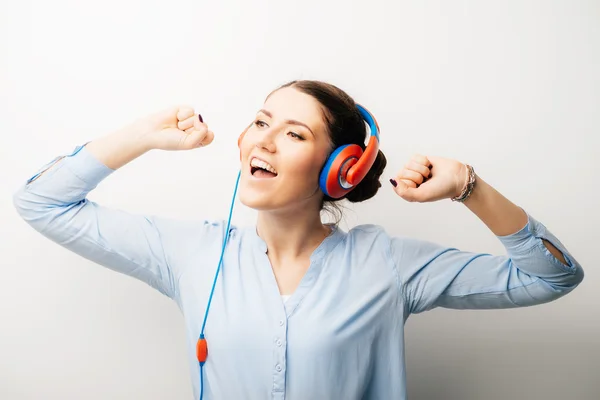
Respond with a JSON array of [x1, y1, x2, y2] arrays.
[[255, 128, 277, 153]]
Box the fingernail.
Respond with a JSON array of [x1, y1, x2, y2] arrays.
[[389, 178, 397, 187], [198, 113, 203, 123]]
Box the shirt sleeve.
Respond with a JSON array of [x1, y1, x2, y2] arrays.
[[390, 213, 584, 315], [12, 143, 224, 301]]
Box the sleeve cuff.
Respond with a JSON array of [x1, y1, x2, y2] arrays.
[[62, 143, 115, 187], [496, 211, 578, 273], [26, 142, 115, 188], [495, 212, 537, 249]]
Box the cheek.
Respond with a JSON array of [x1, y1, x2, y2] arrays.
[[284, 152, 326, 186], [240, 134, 253, 159]]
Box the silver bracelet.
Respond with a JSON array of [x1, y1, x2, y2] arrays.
[[451, 164, 476, 202]]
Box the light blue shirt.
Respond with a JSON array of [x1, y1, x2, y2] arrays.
[[13, 144, 584, 400]]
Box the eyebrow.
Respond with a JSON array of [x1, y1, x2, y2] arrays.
[[258, 109, 315, 137]]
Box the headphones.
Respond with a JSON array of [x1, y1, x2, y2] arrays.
[[197, 104, 380, 400], [237, 104, 380, 199]]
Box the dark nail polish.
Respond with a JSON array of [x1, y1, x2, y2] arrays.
[[198, 113, 203, 123], [389, 178, 397, 187]]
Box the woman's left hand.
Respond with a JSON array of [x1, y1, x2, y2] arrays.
[[390, 154, 468, 203]]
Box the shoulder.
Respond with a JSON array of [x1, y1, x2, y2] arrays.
[[342, 223, 443, 261], [345, 223, 390, 239], [341, 223, 394, 254], [148, 216, 247, 254], [150, 216, 239, 237], [331, 224, 400, 287]]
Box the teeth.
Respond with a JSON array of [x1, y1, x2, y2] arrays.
[[250, 158, 277, 174]]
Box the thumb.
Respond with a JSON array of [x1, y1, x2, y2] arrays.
[[185, 128, 214, 149], [391, 178, 422, 203]]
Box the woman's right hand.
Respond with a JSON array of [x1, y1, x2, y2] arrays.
[[134, 106, 215, 151]]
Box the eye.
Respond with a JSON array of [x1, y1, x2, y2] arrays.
[[288, 131, 305, 141], [254, 120, 267, 128]]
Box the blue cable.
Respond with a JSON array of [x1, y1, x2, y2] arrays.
[[199, 366, 204, 400], [198, 170, 241, 400]]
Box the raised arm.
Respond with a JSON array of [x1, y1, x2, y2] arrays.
[[389, 155, 584, 314], [462, 167, 567, 263], [13, 107, 216, 299]]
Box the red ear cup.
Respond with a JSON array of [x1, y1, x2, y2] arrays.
[[319, 144, 364, 198], [318, 104, 380, 199]]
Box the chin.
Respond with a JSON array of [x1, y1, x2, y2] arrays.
[[238, 173, 278, 209], [238, 174, 321, 212], [239, 189, 276, 211]]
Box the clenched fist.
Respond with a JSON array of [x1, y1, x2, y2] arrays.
[[132, 106, 215, 151], [390, 154, 468, 203]]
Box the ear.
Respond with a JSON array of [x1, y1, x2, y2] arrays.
[[238, 123, 253, 148], [237, 124, 252, 160]]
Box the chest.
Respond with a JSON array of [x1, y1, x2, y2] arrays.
[[269, 257, 311, 296], [177, 244, 404, 397], [177, 233, 402, 352], [198, 253, 399, 352]]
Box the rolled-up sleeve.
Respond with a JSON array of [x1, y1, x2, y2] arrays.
[[391, 213, 584, 314], [13, 144, 184, 299]]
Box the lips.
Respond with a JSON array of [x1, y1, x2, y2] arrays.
[[250, 157, 278, 178]]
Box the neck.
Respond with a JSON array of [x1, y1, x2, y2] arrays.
[[256, 207, 332, 262]]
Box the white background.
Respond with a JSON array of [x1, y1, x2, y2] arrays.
[[1, 0, 598, 399]]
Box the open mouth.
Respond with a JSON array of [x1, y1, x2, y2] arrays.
[[250, 157, 278, 178]]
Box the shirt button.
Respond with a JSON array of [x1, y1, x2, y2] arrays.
[[276, 364, 282, 372], [279, 320, 284, 326], [276, 339, 282, 347]]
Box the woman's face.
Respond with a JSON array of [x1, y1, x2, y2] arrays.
[[238, 87, 332, 212]]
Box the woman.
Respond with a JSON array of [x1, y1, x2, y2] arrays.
[[13, 80, 584, 400]]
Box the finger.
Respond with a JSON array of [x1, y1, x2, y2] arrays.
[[178, 115, 202, 131], [199, 130, 214, 146], [405, 160, 431, 179], [192, 130, 214, 148], [180, 125, 209, 149], [193, 114, 207, 131], [187, 128, 214, 149], [398, 168, 425, 185], [391, 178, 421, 202], [176, 107, 195, 122], [399, 178, 417, 188], [411, 154, 432, 167]]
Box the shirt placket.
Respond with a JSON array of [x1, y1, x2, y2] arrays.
[[272, 310, 288, 399]]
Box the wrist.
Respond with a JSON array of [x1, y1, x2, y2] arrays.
[[119, 122, 156, 153], [451, 164, 476, 202], [86, 127, 151, 171]]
